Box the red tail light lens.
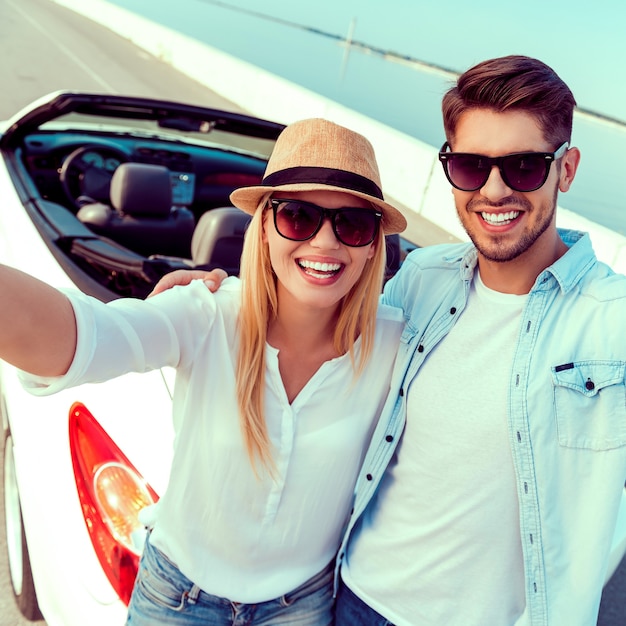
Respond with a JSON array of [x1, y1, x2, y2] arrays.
[[69, 402, 159, 606]]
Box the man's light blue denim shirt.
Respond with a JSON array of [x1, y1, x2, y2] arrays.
[[336, 229, 626, 625]]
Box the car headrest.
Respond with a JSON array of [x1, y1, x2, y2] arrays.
[[191, 207, 251, 269], [110, 163, 172, 218]]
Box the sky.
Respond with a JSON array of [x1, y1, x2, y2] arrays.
[[206, 0, 626, 124]]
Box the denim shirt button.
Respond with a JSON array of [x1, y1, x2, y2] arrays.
[[450, 307, 457, 315], [366, 474, 373, 481], [385, 435, 394, 442], [585, 379, 595, 390], [418, 345, 424, 353]]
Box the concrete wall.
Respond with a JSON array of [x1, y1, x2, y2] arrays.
[[51, 0, 626, 273]]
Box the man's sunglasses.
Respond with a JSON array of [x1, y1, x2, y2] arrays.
[[438, 141, 569, 192], [269, 198, 382, 247]]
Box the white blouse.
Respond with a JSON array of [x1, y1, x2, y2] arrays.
[[21, 278, 403, 603]]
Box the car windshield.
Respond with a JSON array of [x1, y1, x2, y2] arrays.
[[37, 112, 277, 159]]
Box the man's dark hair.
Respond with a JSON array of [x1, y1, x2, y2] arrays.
[[442, 55, 577, 149]]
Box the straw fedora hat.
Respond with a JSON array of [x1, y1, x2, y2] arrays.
[[230, 118, 407, 235]]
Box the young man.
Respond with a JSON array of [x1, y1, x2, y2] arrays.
[[334, 55, 626, 626]]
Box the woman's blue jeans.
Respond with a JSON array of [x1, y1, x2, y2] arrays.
[[126, 537, 334, 625]]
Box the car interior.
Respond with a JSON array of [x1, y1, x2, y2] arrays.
[[2, 95, 402, 301]]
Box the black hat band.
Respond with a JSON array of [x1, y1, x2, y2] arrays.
[[262, 166, 383, 200]]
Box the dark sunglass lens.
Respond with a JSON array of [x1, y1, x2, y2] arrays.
[[334, 209, 378, 246], [275, 201, 321, 240], [501, 154, 548, 191], [448, 154, 490, 190]]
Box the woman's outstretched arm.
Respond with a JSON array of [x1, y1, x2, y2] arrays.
[[0, 264, 77, 377]]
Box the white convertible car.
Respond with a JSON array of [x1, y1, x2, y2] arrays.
[[0, 92, 405, 625], [0, 92, 623, 625]]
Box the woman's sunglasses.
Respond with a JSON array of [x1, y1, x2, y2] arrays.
[[438, 141, 569, 192], [269, 198, 382, 247]]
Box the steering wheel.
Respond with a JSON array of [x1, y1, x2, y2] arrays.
[[59, 145, 128, 210]]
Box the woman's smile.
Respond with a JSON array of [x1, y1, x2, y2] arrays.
[[297, 257, 344, 280]]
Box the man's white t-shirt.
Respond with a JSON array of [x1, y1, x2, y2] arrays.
[[343, 271, 530, 625]]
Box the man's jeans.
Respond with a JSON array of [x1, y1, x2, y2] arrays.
[[335, 577, 395, 626], [126, 537, 334, 625]]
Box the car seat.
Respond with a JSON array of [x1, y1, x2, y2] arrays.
[[77, 163, 195, 258], [189, 207, 252, 273], [146, 206, 251, 276]]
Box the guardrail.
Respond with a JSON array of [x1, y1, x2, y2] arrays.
[[52, 0, 626, 273]]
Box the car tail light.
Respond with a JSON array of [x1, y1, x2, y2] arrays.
[[69, 402, 159, 606]]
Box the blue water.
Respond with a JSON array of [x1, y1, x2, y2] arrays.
[[109, 0, 624, 236]]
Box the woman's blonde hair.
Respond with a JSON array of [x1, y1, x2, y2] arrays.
[[235, 199, 387, 472]]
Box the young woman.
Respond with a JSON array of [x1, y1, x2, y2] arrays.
[[3, 118, 406, 625]]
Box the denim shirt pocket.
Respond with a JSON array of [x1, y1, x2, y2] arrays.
[[552, 360, 626, 450]]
